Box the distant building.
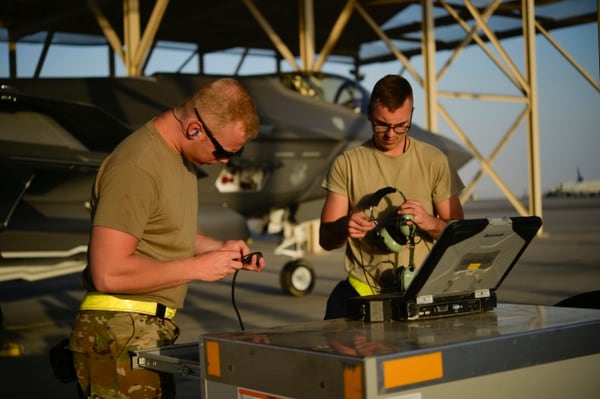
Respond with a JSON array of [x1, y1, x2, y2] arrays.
[[546, 180, 600, 197]]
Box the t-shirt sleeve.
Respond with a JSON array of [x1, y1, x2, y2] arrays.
[[431, 154, 464, 204], [92, 164, 157, 239], [321, 153, 349, 196]]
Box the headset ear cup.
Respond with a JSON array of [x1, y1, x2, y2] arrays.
[[390, 217, 410, 247], [370, 186, 405, 253], [399, 266, 417, 291], [398, 214, 415, 237], [378, 226, 404, 252]]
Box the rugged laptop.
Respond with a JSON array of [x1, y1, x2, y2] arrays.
[[346, 216, 543, 322]]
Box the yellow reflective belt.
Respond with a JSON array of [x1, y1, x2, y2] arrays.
[[80, 293, 177, 319], [348, 273, 378, 296]]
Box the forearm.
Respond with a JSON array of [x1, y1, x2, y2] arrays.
[[91, 254, 197, 294], [88, 226, 247, 293], [91, 247, 250, 293], [320, 191, 355, 250], [420, 215, 449, 240], [319, 216, 349, 250], [404, 196, 463, 240], [194, 231, 224, 255]]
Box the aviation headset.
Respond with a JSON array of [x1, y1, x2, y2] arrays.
[[368, 186, 416, 253]]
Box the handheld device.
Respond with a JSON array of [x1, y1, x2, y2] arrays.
[[241, 251, 263, 264]]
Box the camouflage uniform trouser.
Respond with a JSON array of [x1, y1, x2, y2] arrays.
[[69, 310, 180, 399]]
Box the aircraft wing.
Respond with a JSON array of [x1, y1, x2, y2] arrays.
[[406, 124, 472, 171], [0, 89, 120, 282], [0, 142, 101, 282], [0, 88, 124, 228], [0, 140, 105, 172]]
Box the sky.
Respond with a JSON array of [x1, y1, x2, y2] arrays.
[[1, 22, 598, 200]]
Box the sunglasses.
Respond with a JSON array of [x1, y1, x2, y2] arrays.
[[194, 107, 244, 159]]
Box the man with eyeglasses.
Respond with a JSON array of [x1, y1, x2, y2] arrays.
[[319, 74, 464, 319], [68, 78, 265, 398]]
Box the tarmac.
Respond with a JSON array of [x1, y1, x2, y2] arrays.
[[1, 197, 599, 398]]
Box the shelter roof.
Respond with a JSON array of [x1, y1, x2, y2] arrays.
[[1, 0, 596, 67]]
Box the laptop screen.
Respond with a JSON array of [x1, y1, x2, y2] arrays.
[[405, 217, 542, 301]]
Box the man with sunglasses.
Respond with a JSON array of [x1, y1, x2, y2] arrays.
[[68, 78, 265, 398], [319, 74, 464, 319]]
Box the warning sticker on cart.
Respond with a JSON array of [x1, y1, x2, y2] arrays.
[[238, 387, 291, 399]]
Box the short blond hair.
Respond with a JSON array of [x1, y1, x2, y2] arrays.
[[184, 78, 259, 139]]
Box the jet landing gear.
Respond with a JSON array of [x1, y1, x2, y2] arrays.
[[270, 210, 319, 296], [280, 259, 315, 297]]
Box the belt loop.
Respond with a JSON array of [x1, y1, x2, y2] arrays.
[[156, 303, 166, 318]]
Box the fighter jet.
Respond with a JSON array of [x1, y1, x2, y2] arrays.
[[0, 73, 472, 296]]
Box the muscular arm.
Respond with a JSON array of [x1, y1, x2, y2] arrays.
[[89, 226, 257, 293]]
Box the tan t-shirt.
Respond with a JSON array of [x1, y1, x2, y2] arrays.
[[321, 139, 464, 293], [82, 120, 198, 308]]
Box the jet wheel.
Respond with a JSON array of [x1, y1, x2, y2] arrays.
[[280, 259, 315, 297]]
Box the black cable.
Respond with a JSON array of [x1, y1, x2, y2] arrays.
[[230, 252, 263, 331], [231, 270, 245, 330], [356, 240, 377, 295]]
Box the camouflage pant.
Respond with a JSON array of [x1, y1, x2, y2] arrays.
[[69, 310, 180, 399]]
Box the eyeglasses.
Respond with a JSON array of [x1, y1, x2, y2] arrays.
[[372, 120, 411, 135], [194, 107, 243, 159]]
